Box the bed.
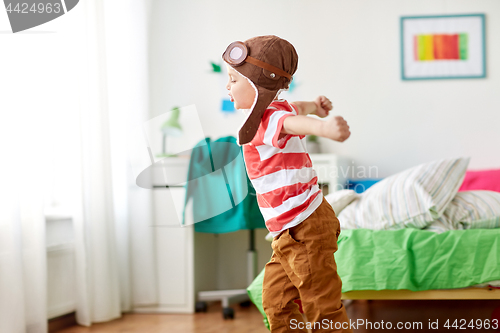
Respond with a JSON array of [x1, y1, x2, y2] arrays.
[[246, 158, 500, 329]]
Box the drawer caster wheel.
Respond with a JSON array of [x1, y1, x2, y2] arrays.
[[195, 301, 208, 313], [222, 307, 234, 319]]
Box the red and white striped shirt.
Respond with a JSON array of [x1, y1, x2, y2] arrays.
[[242, 100, 323, 237]]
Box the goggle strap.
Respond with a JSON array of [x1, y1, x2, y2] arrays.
[[245, 56, 292, 80]]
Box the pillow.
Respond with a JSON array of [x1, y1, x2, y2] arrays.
[[445, 191, 500, 229], [324, 190, 358, 215], [424, 190, 500, 233], [459, 169, 500, 192], [338, 157, 470, 230], [423, 216, 462, 234]]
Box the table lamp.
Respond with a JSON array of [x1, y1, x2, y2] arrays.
[[157, 106, 182, 157]]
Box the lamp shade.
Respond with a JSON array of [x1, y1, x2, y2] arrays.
[[161, 107, 182, 136]]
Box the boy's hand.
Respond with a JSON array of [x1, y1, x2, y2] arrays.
[[321, 116, 351, 142], [314, 96, 332, 118]]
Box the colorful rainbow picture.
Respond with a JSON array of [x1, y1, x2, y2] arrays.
[[414, 34, 468, 61], [401, 14, 486, 80]]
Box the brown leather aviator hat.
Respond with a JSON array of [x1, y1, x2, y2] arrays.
[[222, 35, 298, 145]]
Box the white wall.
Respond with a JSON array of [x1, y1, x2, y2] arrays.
[[149, 0, 500, 179], [148, 0, 500, 289], [3, 0, 495, 304]]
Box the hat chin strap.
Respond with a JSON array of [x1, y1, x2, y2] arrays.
[[245, 56, 292, 80]]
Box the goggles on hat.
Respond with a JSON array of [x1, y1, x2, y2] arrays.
[[223, 41, 292, 80]]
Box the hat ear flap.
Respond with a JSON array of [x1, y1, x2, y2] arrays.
[[237, 85, 277, 145]]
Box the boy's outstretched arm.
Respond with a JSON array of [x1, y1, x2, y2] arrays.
[[291, 96, 332, 117], [283, 96, 350, 142], [282, 114, 350, 142]]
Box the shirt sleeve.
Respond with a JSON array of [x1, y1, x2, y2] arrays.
[[260, 106, 295, 149]]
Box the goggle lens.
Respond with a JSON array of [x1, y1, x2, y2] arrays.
[[223, 41, 248, 66], [229, 47, 243, 61]]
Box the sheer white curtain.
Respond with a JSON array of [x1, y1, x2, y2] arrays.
[[101, 0, 160, 311], [0, 139, 47, 333], [0, 17, 60, 333], [0, 0, 156, 331], [71, 0, 157, 326]]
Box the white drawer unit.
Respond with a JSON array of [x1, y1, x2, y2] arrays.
[[133, 157, 195, 314], [46, 216, 77, 320], [150, 187, 194, 313]]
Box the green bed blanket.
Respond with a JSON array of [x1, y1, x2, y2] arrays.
[[247, 228, 500, 329]]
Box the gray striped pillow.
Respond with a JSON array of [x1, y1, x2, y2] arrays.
[[338, 157, 470, 230]]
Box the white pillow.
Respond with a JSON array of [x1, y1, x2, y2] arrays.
[[446, 191, 500, 229], [324, 190, 359, 215], [338, 157, 470, 230], [424, 190, 500, 233]]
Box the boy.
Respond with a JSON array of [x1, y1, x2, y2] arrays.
[[223, 35, 352, 332]]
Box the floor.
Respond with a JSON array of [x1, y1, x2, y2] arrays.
[[52, 302, 268, 333], [52, 300, 500, 333]]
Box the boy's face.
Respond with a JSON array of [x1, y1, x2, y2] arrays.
[[226, 65, 256, 110]]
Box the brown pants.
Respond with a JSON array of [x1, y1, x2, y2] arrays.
[[263, 197, 353, 333]]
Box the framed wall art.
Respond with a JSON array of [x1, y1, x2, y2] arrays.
[[400, 14, 486, 80]]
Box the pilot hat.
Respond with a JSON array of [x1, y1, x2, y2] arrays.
[[222, 35, 298, 145]]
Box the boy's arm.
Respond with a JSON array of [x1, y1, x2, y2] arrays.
[[291, 96, 332, 117], [290, 101, 317, 116], [282, 115, 350, 142], [285, 96, 350, 142]]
